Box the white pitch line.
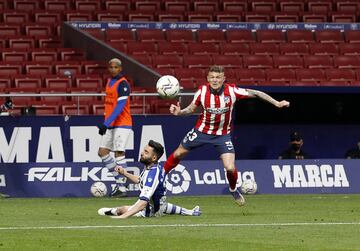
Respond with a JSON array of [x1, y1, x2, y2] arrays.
[[0, 222, 360, 231]]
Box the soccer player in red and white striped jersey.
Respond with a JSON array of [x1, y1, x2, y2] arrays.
[[164, 65, 290, 206]]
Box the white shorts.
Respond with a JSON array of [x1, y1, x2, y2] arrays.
[[99, 128, 132, 152]]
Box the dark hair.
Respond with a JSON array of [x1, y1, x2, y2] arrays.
[[208, 65, 224, 73], [148, 140, 164, 160]]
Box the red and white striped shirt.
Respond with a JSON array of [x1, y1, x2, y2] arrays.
[[192, 83, 250, 135]]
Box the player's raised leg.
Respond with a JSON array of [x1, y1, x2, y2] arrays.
[[221, 152, 245, 206], [164, 144, 188, 174]]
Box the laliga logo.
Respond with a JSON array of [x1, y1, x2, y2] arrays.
[[166, 164, 191, 194], [0, 174, 5, 187]]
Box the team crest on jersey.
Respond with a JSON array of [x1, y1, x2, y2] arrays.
[[224, 96, 230, 104], [147, 177, 153, 183]]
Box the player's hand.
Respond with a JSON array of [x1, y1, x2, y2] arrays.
[[97, 123, 108, 135], [115, 166, 125, 175], [277, 100, 290, 108], [169, 102, 181, 115]]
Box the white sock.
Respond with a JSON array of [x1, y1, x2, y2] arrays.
[[164, 203, 193, 216], [115, 156, 127, 191], [101, 154, 117, 176]]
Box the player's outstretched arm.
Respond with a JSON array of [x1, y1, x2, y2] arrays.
[[115, 166, 140, 184], [247, 89, 290, 108], [170, 102, 197, 116]]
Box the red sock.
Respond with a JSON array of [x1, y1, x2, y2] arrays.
[[164, 153, 180, 174], [227, 168, 238, 190]]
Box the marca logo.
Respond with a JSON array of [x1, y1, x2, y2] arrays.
[[0, 174, 5, 187], [272, 164, 349, 188], [26, 167, 115, 182]]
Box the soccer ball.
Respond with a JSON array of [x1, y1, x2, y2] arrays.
[[240, 179, 258, 195], [90, 182, 107, 197], [156, 75, 180, 99]]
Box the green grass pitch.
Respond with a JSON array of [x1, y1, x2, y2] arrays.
[[0, 194, 359, 251]]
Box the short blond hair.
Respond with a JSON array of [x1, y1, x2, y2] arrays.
[[108, 58, 122, 66]]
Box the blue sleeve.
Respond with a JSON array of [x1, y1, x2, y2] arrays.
[[103, 80, 130, 127]]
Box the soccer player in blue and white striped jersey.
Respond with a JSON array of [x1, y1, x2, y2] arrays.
[[98, 140, 201, 219]]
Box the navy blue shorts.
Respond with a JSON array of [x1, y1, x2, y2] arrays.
[[181, 128, 235, 154]]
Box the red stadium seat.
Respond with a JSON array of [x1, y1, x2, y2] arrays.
[[279, 43, 309, 56], [164, 1, 190, 12], [58, 49, 85, 61], [26, 63, 53, 75], [250, 43, 279, 55], [236, 68, 266, 85], [158, 14, 184, 22], [1, 50, 28, 62], [83, 29, 105, 41], [92, 104, 105, 115], [256, 30, 286, 43], [331, 14, 356, 23], [183, 55, 213, 69], [221, 43, 250, 56], [251, 1, 276, 13], [38, 37, 61, 48], [75, 0, 101, 12], [153, 55, 183, 69], [30, 50, 58, 62], [104, 1, 130, 12], [243, 55, 273, 69], [44, 76, 71, 91], [136, 29, 165, 42], [266, 69, 296, 83], [244, 14, 271, 22], [303, 55, 333, 69], [212, 55, 242, 69], [333, 56, 360, 69], [287, 30, 315, 43], [195, 2, 219, 13], [83, 62, 107, 75], [32, 105, 60, 115], [62, 104, 89, 115], [106, 29, 135, 42], [127, 42, 158, 55], [158, 42, 188, 55], [13, 0, 39, 11], [14, 77, 42, 89], [344, 31, 360, 43], [0, 25, 21, 36], [0, 78, 11, 91], [128, 13, 154, 21], [336, 1, 359, 13], [188, 43, 220, 55], [309, 43, 339, 56], [96, 12, 123, 21], [135, 1, 160, 12], [25, 25, 53, 37], [216, 14, 242, 22], [131, 55, 152, 67], [279, 2, 305, 12], [0, 63, 22, 75], [315, 30, 344, 44], [187, 14, 213, 22], [302, 14, 328, 23], [222, 1, 248, 13], [54, 63, 82, 75], [296, 69, 326, 83], [273, 14, 299, 23], [65, 12, 93, 21], [34, 12, 62, 23], [156, 68, 175, 76], [174, 68, 205, 80], [308, 1, 332, 13], [226, 30, 255, 43], [44, 0, 71, 11], [339, 44, 360, 55], [273, 55, 303, 69], [197, 30, 226, 44], [3, 11, 29, 23], [325, 69, 356, 82], [8, 37, 35, 49], [166, 30, 194, 43]]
